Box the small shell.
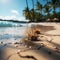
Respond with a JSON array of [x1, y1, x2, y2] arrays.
[[29, 46, 32, 48], [16, 50, 21, 54]]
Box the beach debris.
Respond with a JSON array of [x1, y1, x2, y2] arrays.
[[53, 47, 60, 53], [16, 50, 21, 54], [34, 29, 41, 34], [37, 46, 42, 50], [37, 43, 44, 50], [17, 52, 37, 60], [27, 27, 42, 41], [15, 45, 18, 47], [31, 35, 38, 41], [14, 42, 20, 44]]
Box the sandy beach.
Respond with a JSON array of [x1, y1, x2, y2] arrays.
[[0, 23, 60, 60]]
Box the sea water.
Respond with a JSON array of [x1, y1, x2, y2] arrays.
[[0, 21, 29, 44]]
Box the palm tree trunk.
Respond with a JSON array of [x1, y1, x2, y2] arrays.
[[26, 0, 29, 13], [26, 0, 28, 9], [40, 9, 42, 15], [26, 0, 31, 20], [53, 6, 56, 14], [53, 6, 56, 17], [32, 0, 34, 21], [32, 0, 34, 10]]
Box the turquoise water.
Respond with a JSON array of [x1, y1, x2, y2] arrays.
[[0, 21, 28, 43], [0, 21, 28, 27]]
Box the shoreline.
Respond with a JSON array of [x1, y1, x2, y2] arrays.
[[0, 23, 60, 60]]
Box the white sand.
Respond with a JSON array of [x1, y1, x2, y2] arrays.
[[0, 23, 60, 60]]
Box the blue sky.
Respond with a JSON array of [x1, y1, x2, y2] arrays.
[[0, 0, 36, 21], [0, 0, 26, 21], [0, 0, 45, 21], [0, 0, 60, 21]]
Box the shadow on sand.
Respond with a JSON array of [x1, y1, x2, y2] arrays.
[[24, 40, 60, 60], [31, 25, 56, 32], [0, 40, 60, 60]]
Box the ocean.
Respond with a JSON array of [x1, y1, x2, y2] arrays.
[[0, 21, 29, 43]]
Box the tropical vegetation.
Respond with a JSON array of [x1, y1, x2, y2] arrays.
[[23, 0, 60, 22]]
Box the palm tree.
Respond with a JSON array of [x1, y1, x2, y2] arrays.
[[25, 0, 30, 19], [43, 0, 49, 5], [49, 0, 60, 14], [44, 4, 51, 16], [23, 7, 30, 19], [29, 9, 36, 21], [35, 1, 43, 15]]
